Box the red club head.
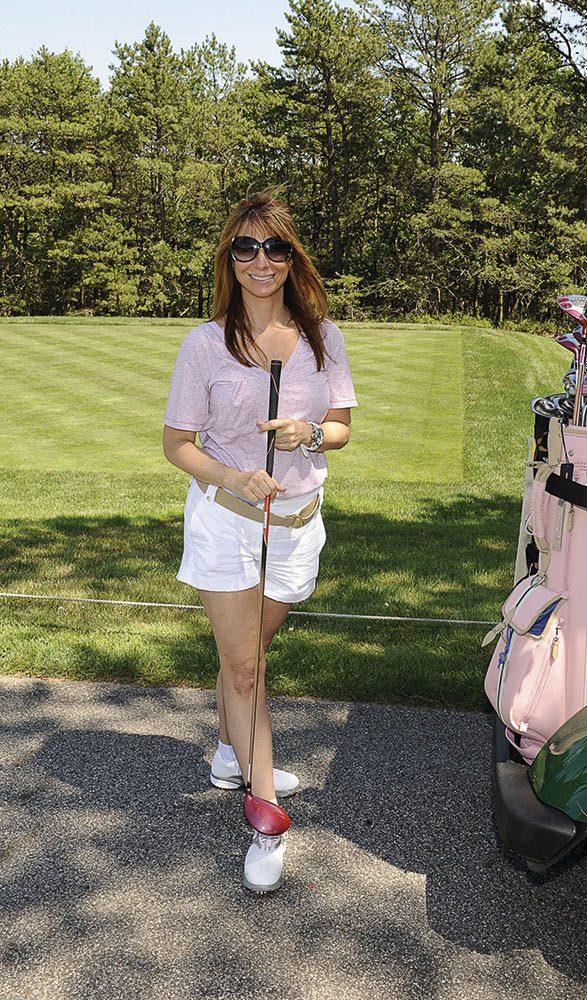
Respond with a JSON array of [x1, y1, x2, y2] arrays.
[[556, 333, 580, 356], [557, 294, 587, 329], [243, 791, 291, 835]]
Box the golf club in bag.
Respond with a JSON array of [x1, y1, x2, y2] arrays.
[[243, 359, 292, 838], [484, 293, 587, 872]]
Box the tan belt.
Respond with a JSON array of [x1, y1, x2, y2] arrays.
[[194, 478, 320, 528]]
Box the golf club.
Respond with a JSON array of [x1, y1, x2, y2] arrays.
[[572, 344, 587, 425], [556, 333, 580, 357], [243, 358, 292, 838], [562, 370, 587, 394], [531, 395, 566, 420], [559, 396, 575, 419], [556, 293, 587, 326]]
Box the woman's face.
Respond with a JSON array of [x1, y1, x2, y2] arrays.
[[231, 224, 293, 302]]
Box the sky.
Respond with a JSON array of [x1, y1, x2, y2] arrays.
[[0, 0, 352, 87]]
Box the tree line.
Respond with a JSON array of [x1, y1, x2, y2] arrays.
[[1, 0, 586, 326]]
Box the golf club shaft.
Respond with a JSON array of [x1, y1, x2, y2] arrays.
[[246, 360, 282, 794], [573, 343, 586, 426]]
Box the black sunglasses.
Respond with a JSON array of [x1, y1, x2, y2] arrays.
[[230, 235, 293, 263]]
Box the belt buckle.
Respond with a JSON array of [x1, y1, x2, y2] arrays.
[[288, 512, 305, 528]]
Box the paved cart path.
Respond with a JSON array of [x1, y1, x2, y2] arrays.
[[0, 677, 585, 1000]]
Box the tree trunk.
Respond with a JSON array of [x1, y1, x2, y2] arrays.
[[323, 75, 343, 275], [429, 92, 442, 178]]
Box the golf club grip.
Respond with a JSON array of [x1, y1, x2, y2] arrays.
[[265, 360, 282, 477]]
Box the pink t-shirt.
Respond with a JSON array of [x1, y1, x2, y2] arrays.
[[163, 317, 358, 499]]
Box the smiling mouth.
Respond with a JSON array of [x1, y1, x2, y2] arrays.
[[248, 274, 275, 282]]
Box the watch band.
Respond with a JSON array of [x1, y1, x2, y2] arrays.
[[301, 421, 324, 456]]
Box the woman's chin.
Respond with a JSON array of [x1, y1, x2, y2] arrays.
[[244, 284, 280, 299]]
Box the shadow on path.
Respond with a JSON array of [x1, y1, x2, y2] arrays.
[[0, 679, 584, 999]]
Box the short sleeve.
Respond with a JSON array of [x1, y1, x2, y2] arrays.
[[164, 329, 210, 431], [322, 320, 358, 409]]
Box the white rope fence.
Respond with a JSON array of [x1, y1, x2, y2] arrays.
[[0, 591, 494, 626]]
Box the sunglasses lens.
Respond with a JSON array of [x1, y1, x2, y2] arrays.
[[265, 238, 292, 262], [231, 237, 257, 261]]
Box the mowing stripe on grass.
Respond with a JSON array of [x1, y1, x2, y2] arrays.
[[337, 324, 464, 483], [1, 320, 465, 481]]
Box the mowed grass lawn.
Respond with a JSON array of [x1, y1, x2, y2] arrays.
[[0, 317, 565, 709]]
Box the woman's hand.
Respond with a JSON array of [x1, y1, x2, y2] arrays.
[[256, 418, 312, 451], [229, 469, 286, 503]]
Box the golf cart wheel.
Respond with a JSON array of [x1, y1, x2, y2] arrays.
[[526, 860, 545, 874], [492, 712, 581, 871]]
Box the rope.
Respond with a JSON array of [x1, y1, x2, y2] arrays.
[[0, 591, 493, 626]]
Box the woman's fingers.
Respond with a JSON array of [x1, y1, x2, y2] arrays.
[[242, 471, 285, 502]]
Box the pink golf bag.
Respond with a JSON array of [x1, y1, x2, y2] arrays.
[[484, 420, 587, 763]]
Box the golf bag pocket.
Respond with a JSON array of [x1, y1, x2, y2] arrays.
[[484, 583, 567, 762], [481, 575, 563, 648]]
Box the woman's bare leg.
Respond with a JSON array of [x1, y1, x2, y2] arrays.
[[199, 586, 291, 800], [216, 672, 230, 744], [215, 594, 291, 746]]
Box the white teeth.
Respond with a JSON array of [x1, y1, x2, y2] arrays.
[[250, 274, 274, 281]]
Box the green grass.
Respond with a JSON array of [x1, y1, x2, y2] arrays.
[[1, 317, 463, 483], [0, 316, 567, 708]]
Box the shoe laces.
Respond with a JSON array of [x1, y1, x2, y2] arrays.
[[253, 830, 288, 852]]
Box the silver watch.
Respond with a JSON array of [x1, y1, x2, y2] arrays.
[[301, 421, 324, 455]]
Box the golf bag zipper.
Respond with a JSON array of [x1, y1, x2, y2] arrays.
[[496, 627, 514, 719], [552, 624, 560, 660], [519, 618, 565, 733]]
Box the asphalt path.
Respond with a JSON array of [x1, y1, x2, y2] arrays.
[[0, 676, 586, 1000]]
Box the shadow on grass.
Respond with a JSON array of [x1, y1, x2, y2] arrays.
[[0, 490, 520, 619], [0, 491, 521, 710]]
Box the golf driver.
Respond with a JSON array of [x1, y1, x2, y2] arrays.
[[556, 294, 587, 326], [243, 358, 292, 838]]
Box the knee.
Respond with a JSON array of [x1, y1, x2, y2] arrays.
[[222, 655, 266, 697]]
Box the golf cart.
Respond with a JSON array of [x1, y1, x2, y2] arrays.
[[493, 708, 587, 872], [490, 294, 587, 872]]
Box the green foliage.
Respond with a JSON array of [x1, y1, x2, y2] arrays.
[[1, 1, 587, 323], [323, 274, 365, 320]]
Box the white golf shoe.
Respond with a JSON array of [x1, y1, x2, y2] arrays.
[[243, 829, 288, 894], [209, 750, 300, 798]]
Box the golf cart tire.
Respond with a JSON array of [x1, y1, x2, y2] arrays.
[[492, 712, 587, 872]]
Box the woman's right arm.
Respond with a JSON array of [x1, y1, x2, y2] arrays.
[[162, 425, 237, 490], [162, 426, 285, 501]]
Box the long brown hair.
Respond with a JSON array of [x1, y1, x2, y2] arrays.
[[211, 185, 331, 371]]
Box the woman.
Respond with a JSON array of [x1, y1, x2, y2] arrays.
[[162, 186, 358, 894]]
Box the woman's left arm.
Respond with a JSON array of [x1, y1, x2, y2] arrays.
[[302, 407, 351, 452]]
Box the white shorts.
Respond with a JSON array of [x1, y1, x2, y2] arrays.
[[176, 478, 327, 603]]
